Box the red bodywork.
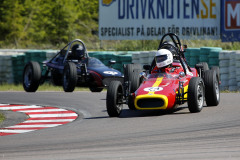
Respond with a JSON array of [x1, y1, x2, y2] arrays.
[[133, 63, 198, 110]]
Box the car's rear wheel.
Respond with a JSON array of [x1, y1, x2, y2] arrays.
[[198, 62, 209, 71], [124, 64, 142, 110], [106, 81, 124, 117], [124, 64, 142, 91], [127, 72, 141, 110], [195, 62, 209, 77], [203, 70, 220, 106], [23, 61, 41, 92], [187, 77, 204, 113], [63, 62, 77, 92], [211, 66, 220, 83]]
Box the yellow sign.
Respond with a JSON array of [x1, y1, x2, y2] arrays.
[[102, 0, 115, 6]]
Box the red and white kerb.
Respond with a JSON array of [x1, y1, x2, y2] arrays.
[[0, 104, 78, 136]]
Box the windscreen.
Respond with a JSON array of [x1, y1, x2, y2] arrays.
[[147, 73, 174, 79], [87, 57, 105, 67]]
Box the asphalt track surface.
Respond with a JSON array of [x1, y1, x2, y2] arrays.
[[0, 92, 240, 160]]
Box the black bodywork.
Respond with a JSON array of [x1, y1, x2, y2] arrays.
[[23, 39, 123, 92]]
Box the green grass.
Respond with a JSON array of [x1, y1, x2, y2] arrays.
[[3, 38, 240, 51], [0, 112, 5, 124], [96, 39, 240, 51], [0, 83, 96, 92], [220, 90, 240, 93], [0, 83, 237, 93]]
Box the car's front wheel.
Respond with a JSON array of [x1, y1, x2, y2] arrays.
[[187, 77, 205, 113], [23, 61, 41, 92], [106, 81, 124, 117], [63, 62, 77, 92]]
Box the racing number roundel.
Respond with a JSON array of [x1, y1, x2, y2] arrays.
[[144, 87, 163, 92], [103, 71, 118, 75]]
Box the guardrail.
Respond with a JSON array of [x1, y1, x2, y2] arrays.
[[0, 49, 239, 91]]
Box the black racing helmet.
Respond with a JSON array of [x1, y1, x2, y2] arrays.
[[71, 44, 85, 59]]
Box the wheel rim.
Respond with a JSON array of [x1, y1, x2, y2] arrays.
[[215, 80, 220, 101], [197, 83, 204, 109], [116, 88, 123, 112], [24, 66, 32, 88]]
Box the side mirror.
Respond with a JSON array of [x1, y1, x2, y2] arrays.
[[182, 44, 188, 52], [109, 60, 116, 65], [108, 60, 116, 68], [143, 64, 151, 70], [139, 72, 147, 83], [179, 72, 186, 78]]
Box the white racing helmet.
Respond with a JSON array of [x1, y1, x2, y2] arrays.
[[155, 49, 173, 68]]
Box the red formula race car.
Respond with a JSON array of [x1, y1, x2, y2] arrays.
[[106, 33, 220, 117]]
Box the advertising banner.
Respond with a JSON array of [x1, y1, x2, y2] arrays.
[[221, 0, 240, 42], [99, 0, 221, 40]]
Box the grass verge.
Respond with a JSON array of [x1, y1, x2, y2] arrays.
[[221, 90, 240, 93], [0, 83, 238, 93], [3, 38, 240, 51], [0, 83, 105, 92], [0, 112, 5, 124], [98, 39, 240, 51]]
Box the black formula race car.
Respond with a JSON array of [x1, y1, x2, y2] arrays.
[[23, 39, 123, 92]]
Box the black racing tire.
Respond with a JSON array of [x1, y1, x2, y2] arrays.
[[124, 64, 142, 93], [89, 86, 103, 92], [106, 81, 124, 117], [51, 70, 62, 86], [23, 61, 41, 92], [187, 77, 205, 113], [127, 96, 136, 110], [63, 62, 77, 92], [211, 66, 220, 84], [131, 71, 141, 93], [127, 72, 141, 110], [124, 64, 141, 82], [198, 62, 209, 71], [203, 70, 220, 106]]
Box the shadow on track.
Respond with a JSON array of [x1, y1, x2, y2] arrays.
[[119, 106, 189, 118], [85, 106, 190, 119]]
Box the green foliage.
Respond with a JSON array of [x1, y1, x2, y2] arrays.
[[0, 0, 99, 48], [0, 0, 239, 51], [0, 0, 25, 47]]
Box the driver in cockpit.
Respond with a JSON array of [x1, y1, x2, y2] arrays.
[[151, 48, 183, 75]]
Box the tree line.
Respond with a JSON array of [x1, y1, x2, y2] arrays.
[[0, 0, 98, 48]]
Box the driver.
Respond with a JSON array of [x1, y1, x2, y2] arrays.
[[151, 48, 183, 74], [71, 44, 85, 61]]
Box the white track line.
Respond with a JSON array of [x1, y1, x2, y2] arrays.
[[17, 109, 68, 113], [0, 105, 44, 110], [28, 113, 78, 118], [0, 130, 36, 133], [23, 119, 74, 123], [6, 124, 62, 128]]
